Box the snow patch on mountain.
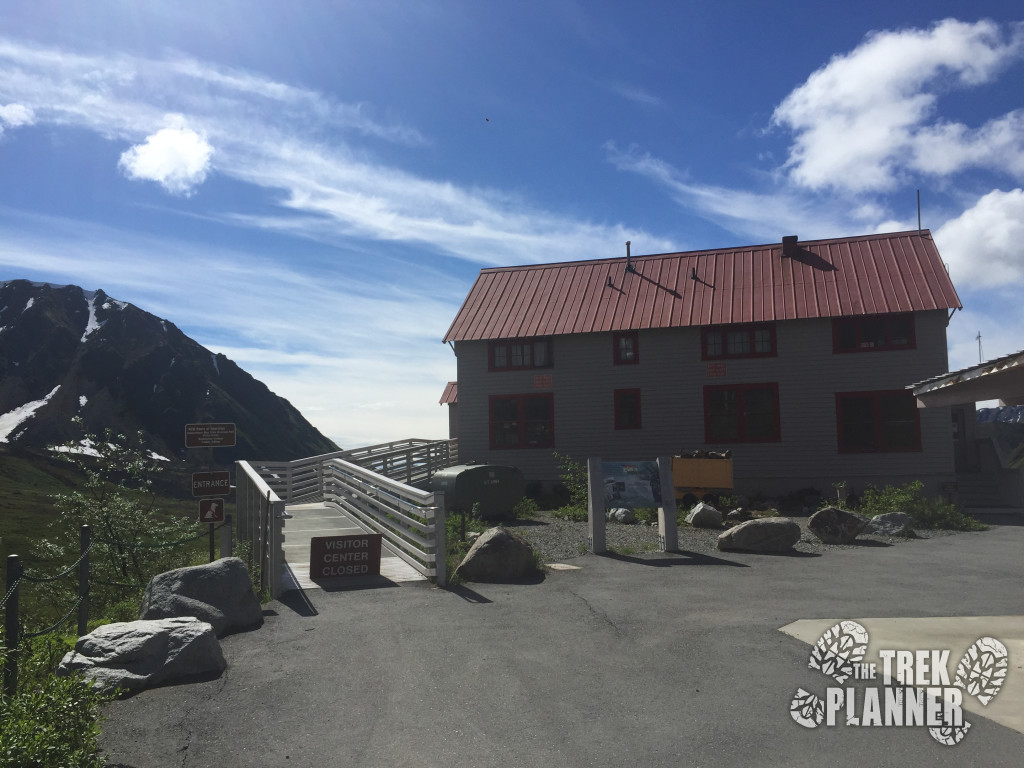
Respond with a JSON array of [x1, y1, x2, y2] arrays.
[[0, 385, 60, 442]]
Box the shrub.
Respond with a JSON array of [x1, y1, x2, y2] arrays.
[[551, 452, 588, 521], [858, 481, 986, 532], [0, 635, 112, 768], [511, 496, 539, 518]]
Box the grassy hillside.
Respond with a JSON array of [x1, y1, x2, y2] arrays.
[[0, 447, 204, 568]]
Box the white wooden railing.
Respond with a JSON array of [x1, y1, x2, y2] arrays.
[[245, 438, 457, 587], [322, 458, 447, 586], [253, 438, 458, 503], [235, 460, 287, 599]]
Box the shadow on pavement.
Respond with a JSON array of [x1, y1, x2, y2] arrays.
[[599, 550, 750, 567], [277, 589, 319, 617], [444, 584, 494, 604]]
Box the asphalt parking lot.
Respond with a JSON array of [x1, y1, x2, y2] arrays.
[[101, 518, 1024, 768]]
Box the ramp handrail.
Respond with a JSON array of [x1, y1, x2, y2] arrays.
[[235, 460, 286, 599], [322, 458, 446, 586], [254, 438, 457, 502]]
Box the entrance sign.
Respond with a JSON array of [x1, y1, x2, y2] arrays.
[[185, 423, 237, 448], [198, 498, 225, 523], [192, 471, 231, 497], [310, 534, 383, 579]]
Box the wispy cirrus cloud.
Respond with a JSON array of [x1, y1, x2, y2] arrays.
[[0, 210, 461, 445], [0, 37, 664, 266]]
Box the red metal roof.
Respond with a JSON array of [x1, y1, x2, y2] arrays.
[[444, 231, 961, 342], [439, 381, 458, 405]]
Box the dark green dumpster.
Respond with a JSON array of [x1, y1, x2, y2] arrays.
[[430, 464, 525, 519]]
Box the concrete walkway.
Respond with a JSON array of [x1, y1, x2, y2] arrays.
[[280, 501, 424, 590]]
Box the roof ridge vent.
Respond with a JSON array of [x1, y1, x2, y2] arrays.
[[782, 235, 799, 257]]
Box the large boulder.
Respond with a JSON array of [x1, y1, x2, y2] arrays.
[[58, 617, 225, 694], [454, 527, 538, 583], [138, 557, 262, 637], [866, 512, 916, 537], [717, 517, 801, 553], [809, 506, 869, 544], [686, 502, 723, 529]]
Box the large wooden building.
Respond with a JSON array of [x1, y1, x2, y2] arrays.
[[443, 231, 962, 499]]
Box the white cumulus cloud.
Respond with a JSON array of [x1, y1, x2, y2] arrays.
[[773, 19, 1024, 193], [118, 115, 213, 195], [934, 188, 1024, 288]]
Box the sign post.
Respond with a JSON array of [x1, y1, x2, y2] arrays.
[[185, 423, 236, 562]]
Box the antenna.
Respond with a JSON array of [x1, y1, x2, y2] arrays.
[[917, 189, 922, 233], [977, 331, 984, 364]]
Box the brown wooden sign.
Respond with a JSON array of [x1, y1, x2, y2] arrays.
[[198, 498, 226, 523], [192, 471, 231, 497], [309, 534, 383, 579], [185, 423, 237, 448]]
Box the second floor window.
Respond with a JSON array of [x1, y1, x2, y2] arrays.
[[613, 331, 639, 364], [702, 323, 776, 360], [489, 338, 553, 371], [833, 314, 915, 353]]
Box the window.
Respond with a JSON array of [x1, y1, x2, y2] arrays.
[[833, 314, 915, 353], [704, 383, 780, 443], [836, 391, 920, 452], [614, 389, 642, 430], [489, 394, 554, 449], [613, 331, 639, 365], [489, 338, 553, 371], [702, 323, 776, 360]]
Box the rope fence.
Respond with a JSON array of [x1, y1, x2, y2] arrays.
[[2, 518, 233, 696]]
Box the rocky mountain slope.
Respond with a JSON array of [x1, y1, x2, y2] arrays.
[[0, 280, 338, 462]]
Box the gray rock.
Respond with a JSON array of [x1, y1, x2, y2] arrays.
[[454, 527, 538, 582], [606, 507, 636, 524], [867, 512, 916, 537], [726, 508, 747, 522], [809, 506, 869, 544], [57, 617, 225, 694], [686, 502, 722, 528], [138, 557, 262, 637], [717, 517, 801, 553]]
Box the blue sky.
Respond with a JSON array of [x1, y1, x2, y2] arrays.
[[1, 1, 1022, 448]]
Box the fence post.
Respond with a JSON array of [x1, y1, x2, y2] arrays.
[[78, 525, 90, 637], [433, 491, 447, 588], [4, 554, 21, 696], [221, 514, 234, 558]]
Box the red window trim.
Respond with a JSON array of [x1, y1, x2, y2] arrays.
[[488, 337, 554, 371], [703, 382, 781, 443], [614, 388, 642, 430], [613, 331, 640, 365], [488, 393, 555, 449], [832, 313, 916, 353], [835, 390, 921, 453], [701, 323, 777, 360]]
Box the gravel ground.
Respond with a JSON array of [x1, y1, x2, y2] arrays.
[[505, 510, 959, 564]]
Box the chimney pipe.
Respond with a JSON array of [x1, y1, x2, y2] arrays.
[[625, 241, 634, 273], [782, 235, 798, 257]]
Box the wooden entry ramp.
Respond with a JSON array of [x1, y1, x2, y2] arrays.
[[281, 502, 425, 590]]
